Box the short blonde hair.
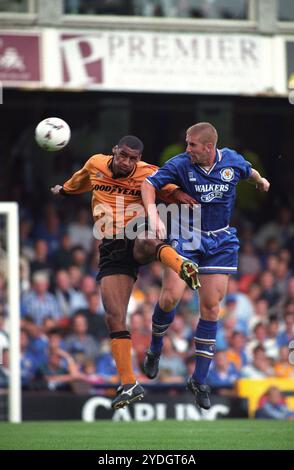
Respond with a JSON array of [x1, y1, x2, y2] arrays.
[[186, 122, 218, 146]]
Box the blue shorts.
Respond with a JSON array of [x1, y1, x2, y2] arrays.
[[168, 226, 239, 275]]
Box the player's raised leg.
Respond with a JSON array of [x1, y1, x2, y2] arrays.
[[157, 244, 201, 290], [134, 237, 201, 290], [187, 273, 228, 409], [143, 267, 186, 379], [101, 274, 144, 409]]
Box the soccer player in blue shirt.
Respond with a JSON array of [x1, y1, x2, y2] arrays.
[[141, 122, 270, 409]]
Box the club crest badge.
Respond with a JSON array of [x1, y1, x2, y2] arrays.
[[220, 167, 234, 182]]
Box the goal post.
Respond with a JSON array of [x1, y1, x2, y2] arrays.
[[0, 202, 21, 423]]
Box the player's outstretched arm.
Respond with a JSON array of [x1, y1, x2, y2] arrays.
[[248, 168, 270, 192], [51, 165, 92, 196], [141, 180, 166, 239], [159, 187, 198, 207]]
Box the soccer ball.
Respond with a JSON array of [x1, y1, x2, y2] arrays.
[[35, 117, 71, 151]]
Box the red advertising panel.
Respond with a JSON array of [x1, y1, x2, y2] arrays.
[[0, 33, 41, 84]]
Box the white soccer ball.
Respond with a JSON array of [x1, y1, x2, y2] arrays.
[[35, 117, 71, 151]]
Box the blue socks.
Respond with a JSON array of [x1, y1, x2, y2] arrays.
[[192, 318, 217, 384], [150, 302, 176, 354]]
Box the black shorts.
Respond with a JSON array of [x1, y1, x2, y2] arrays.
[[96, 238, 140, 281]]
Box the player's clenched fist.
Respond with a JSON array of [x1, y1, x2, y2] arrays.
[[51, 185, 63, 195]]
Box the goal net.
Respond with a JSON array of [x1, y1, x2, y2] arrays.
[[0, 202, 21, 422]]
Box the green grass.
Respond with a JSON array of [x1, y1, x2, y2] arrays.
[[0, 420, 293, 450]]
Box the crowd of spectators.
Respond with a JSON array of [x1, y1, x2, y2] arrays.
[[0, 0, 247, 18], [0, 193, 294, 401], [255, 386, 294, 420], [3, 0, 294, 23], [64, 0, 248, 19], [62, 0, 294, 22]]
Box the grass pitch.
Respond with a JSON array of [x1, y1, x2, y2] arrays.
[[0, 420, 293, 450]]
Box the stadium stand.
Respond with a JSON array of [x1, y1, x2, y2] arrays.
[[0, 189, 294, 403]]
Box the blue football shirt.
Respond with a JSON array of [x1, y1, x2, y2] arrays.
[[147, 148, 252, 232]]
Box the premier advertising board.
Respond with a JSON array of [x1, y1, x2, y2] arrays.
[[59, 31, 272, 94], [0, 30, 280, 95]]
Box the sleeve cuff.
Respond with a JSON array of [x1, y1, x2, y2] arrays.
[[59, 187, 69, 196]]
